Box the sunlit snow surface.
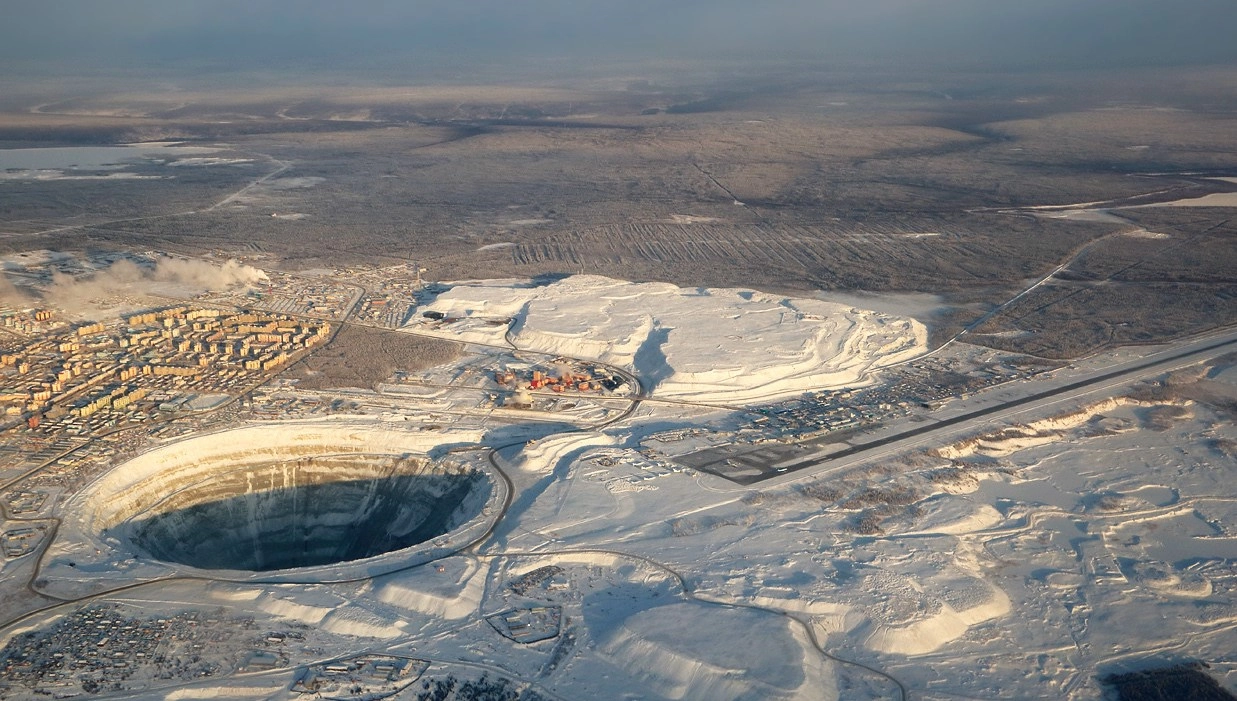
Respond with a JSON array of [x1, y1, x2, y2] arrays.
[[410, 275, 927, 403], [506, 392, 1237, 699], [3, 278, 1236, 701]]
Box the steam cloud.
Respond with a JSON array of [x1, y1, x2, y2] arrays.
[[33, 257, 267, 316], [0, 275, 33, 308], [150, 258, 268, 289]]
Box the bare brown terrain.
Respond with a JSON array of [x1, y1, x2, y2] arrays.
[[286, 324, 461, 390], [2, 65, 1235, 358]]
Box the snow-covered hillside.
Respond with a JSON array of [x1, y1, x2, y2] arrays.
[[408, 275, 927, 403]]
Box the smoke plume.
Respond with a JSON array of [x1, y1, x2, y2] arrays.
[[41, 256, 267, 316], [151, 257, 268, 289], [0, 275, 34, 308]]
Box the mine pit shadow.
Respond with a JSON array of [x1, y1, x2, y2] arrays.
[[122, 473, 490, 572]]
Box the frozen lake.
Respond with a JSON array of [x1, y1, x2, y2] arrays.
[[0, 144, 219, 171]]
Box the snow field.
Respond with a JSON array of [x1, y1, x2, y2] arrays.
[[935, 396, 1188, 459], [376, 557, 486, 620], [595, 603, 817, 700], [409, 275, 927, 404]]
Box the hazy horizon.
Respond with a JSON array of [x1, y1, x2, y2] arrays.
[[2, 0, 1235, 84]]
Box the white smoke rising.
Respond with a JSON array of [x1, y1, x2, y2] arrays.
[[0, 274, 34, 308], [151, 257, 268, 289], [42, 256, 268, 316]]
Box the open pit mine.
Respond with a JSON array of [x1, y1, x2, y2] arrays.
[[119, 455, 487, 572], [50, 423, 499, 586]]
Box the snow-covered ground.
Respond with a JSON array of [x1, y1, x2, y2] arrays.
[[2, 274, 1235, 701], [407, 275, 927, 404], [495, 372, 1237, 699]]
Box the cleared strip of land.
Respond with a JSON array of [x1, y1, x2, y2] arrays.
[[702, 329, 1237, 485]]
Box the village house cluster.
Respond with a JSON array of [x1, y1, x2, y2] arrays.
[[0, 605, 267, 697], [291, 655, 425, 696], [227, 271, 354, 319]]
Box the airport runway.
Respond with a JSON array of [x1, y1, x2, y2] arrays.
[[731, 327, 1237, 486]]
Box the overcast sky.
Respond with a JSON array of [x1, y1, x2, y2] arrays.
[[2, 0, 1234, 78]]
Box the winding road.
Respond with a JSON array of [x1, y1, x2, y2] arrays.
[[0, 298, 915, 700], [8, 303, 1236, 700], [8, 261, 1235, 699]]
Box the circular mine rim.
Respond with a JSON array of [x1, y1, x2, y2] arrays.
[[69, 424, 502, 582]]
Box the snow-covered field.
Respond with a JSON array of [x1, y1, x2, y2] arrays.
[[407, 275, 927, 404], [498, 370, 1237, 699], [2, 275, 1235, 701]]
